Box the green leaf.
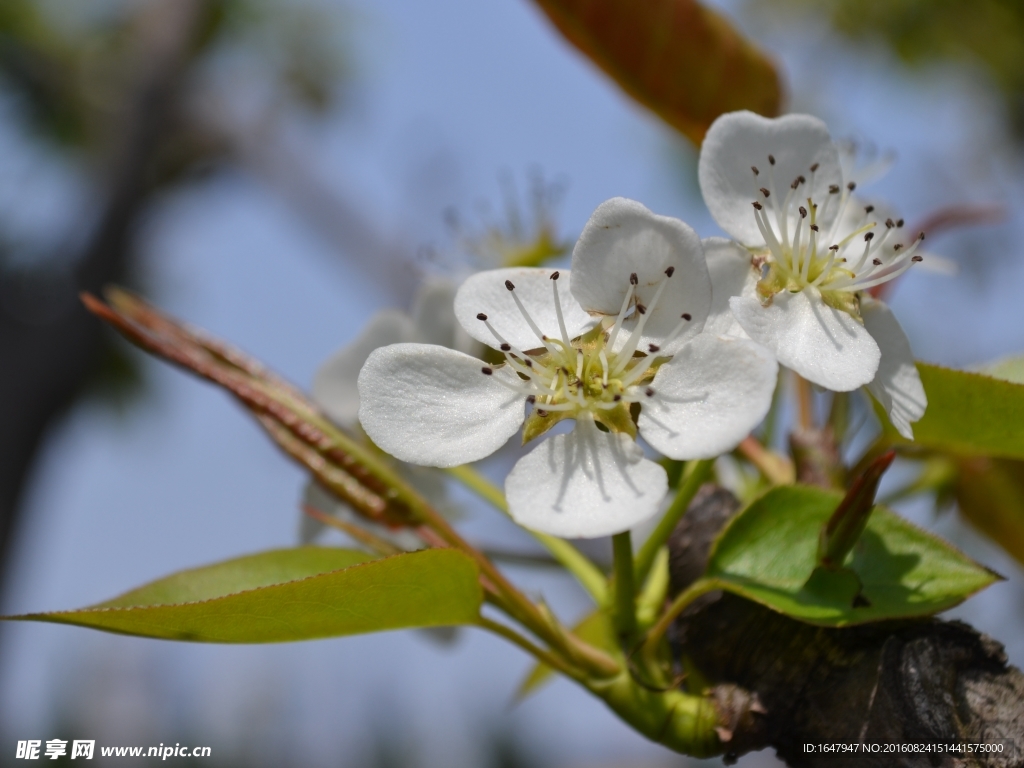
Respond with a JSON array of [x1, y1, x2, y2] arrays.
[[529, 0, 781, 145], [881, 363, 1024, 460], [6, 548, 482, 641], [701, 485, 999, 626], [517, 609, 614, 699]]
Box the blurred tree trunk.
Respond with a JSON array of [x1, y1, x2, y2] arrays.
[[0, 0, 208, 601]]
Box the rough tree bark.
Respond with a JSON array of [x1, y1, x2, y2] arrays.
[[0, 0, 208, 596], [669, 485, 1024, 768]]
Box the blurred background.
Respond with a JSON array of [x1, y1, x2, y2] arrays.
[[1, 0, 1023, 765]]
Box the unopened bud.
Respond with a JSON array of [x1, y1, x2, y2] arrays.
[[817, 451, 895, 569]]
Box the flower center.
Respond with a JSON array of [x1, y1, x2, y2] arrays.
[[748, 155, 924, 316], [476, 269, 692, 443]]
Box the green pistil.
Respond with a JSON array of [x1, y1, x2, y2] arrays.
[[520, 325, 657, 444], [756, 254, 863, 321]]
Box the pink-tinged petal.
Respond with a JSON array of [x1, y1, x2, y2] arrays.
[[570, 198, 711, 353], [699, 111, 842, 246], [357, 343, 525, 467], [639, 334, 778, 459], [314, 310, 417, 427], [730, 290, 880, 391], [453, 267, 595, 352], [862, 298, 926, 439], [505, 418, 667, 539]]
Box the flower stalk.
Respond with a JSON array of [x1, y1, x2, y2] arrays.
[[445, 464, 608, 604], [612, 531, 637, 640]]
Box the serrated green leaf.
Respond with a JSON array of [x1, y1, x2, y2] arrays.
[[701, 485, 999, 626], [529, 0, 781, 145], [94, 547, 377, 608], [6, 548, 482, 641], [517, 609, 614, 699], [881, 363, 1024, 459]]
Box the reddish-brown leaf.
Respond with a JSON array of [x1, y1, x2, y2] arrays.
[[530, 0, 782, 144]]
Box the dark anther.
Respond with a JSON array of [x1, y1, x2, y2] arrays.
[[768, 154, 776, 165], [810, 162, 819, 172], [912, 255, 923, 262], [918, 232, 926, 241], [681, 313, 692, 321], [872, 258, 882, 266], [537, 409, 548, 417], [829, 184, 840, 194], [752, 201, 763, 210], [526, 395, 536, 404], [791, 178, 800, 190], [550, 270, 560, 280], [864, 232, 874, 242], [897, 218, 905, 227], [847, 181, 856, 191], [645, 387, 655, 397], [613, 394, 622, 402], [799, 206, 807, 218], [893, 244, 903, 251], [636, 304, 646, 315], [500, 343, 511, 351], [865, 205, 875, 214], [630, 272, 639, 285], [760, 187, 770, 198], [885, 218, 894, 228], [810, 224, 819, 232], [798, 175, 806, 184], [525, 359, 533, 368], [477, 312, 488, 321], [481, 367, 494, 375], [751, 165, 760, 176], [829, 244, 840, 251], [505, 279, 515, 291], [648, 344, 660, 353], [665, 266, 675, 277]]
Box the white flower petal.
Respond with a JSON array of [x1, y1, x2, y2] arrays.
[[699, 111, 842, 246], [702, 237, 757, 339], [411, 278, 461, 348], [570, 198, 711, 352], [862, 298, 926, 439], [505, 418, 668, 538], [730, 290, 880, 391], [313, 310, 418, 427], [638, 334, 778, 459], [453, 267, 595, 351], [357, 343, 525, 467]]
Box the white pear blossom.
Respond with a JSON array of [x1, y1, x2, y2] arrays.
[[357, 198, 778, 538], [697, 110, 927, 439]]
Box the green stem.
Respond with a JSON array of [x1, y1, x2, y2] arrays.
[[477, 616, 581, 681], [634, 459, 714, 585], [446, 464, 609, 605], [291, 404, 616, 677], [641, 578, 721, 661], [612, 531, 637, 639]]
